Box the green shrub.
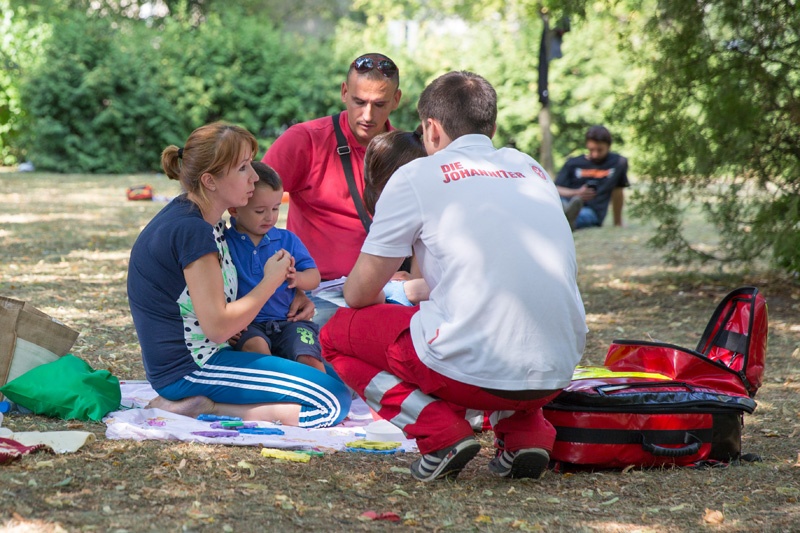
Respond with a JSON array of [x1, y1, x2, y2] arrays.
[[153, 8, 343, 154], [22, 13, 181, 172], [0, 1, 51, 165], [20, 7, 348, 171]]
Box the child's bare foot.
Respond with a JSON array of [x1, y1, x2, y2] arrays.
[[146, 395, 216, 418]]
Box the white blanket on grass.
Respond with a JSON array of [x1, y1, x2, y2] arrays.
[[103, 381, 417, 452]]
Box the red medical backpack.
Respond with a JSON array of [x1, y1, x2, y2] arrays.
[[543, 286, 767, 469]]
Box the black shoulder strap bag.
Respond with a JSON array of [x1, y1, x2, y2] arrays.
[[331, 113, 372, 233], [331, 113, 411, 273]]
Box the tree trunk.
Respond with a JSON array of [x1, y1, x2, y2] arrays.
[[539, 103, 555, 178]]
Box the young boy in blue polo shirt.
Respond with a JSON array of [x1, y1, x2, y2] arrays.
[[225, 162, 325, 373]]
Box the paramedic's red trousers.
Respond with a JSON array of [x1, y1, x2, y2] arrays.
[[321, 304, 559, 455]]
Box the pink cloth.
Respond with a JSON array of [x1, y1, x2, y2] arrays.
[[0, 437, 52, 464]]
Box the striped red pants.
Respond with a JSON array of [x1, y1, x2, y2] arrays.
[[321, 304, 559, 455]]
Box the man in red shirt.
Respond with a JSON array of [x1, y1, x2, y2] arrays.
[[263, 53, 401, 324]]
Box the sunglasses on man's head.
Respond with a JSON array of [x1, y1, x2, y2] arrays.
[[351, 56, 398, 78]]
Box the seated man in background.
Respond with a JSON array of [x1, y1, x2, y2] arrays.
[[557, 125, 629, 230]]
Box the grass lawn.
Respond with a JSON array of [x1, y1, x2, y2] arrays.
[[1, 172, 798, 532]]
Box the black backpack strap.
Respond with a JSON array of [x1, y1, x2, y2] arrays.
[[332, 113, 372, 233]]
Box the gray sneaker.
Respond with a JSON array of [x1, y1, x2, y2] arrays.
[[488, 447, 549, 479], [564, 197, 584, 231], [410, 437, 481, 482]]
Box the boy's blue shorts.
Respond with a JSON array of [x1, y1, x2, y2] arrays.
[[236, 320, 322, 363]]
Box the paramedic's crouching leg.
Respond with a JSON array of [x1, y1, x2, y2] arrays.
[[322, 305, 562, 481]]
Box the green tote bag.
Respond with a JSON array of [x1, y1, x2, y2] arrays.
[[0, 355, 121, 421]]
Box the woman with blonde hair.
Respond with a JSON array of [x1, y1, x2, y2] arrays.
[[128, 122, 350, 427]]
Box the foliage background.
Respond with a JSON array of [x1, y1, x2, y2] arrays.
[[0, 0, 632, 172], [1, 0, 798, 269]]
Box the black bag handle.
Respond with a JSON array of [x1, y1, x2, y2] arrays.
[[641, 432, 702, 457], [331, 113, 372, 233]]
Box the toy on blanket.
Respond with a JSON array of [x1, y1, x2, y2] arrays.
[[210, 421, 258, 429], [261, 448, 311, 462], [344, 440, 402, 454], [239, 427, 285, 435], [296, 449, 325, 457], [192, 430, 240, 438], [197, 414, 242, 422], [197, 414, 286, 436]]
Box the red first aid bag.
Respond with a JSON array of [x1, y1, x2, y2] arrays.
[[544, 287, 767, 469]]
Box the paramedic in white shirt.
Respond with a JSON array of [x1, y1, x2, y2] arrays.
[[320, 70, 587, 482]]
